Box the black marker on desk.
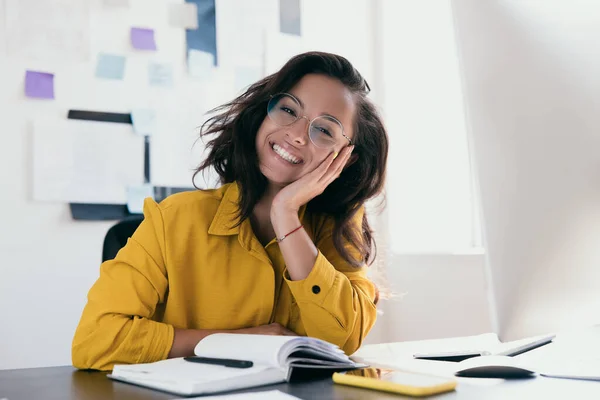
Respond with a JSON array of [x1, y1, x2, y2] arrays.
[[183, 356, 254, 368]]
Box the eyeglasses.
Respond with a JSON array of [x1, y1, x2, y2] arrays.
[[267, 93, 352, 149]]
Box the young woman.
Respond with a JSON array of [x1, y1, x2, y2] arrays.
[[72, 52, 388, 371]]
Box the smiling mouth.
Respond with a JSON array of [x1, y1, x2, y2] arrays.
[[271, 143, 303, 165]]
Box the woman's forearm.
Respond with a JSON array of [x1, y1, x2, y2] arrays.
[[168, 328, 233, 358], [270, 206, 318, 281], [168, 323, 298, 358]]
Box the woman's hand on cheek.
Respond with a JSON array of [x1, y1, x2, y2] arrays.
[[271, 145, 354, 215]]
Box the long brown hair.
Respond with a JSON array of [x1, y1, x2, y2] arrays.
[[194, 52, 388, 267]]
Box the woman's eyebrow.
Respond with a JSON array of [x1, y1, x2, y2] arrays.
[[291, 93, 342, 122]]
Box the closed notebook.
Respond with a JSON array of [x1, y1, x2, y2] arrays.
[[108, 333, 365, 396]]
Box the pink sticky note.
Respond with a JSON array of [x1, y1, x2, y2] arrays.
[[131, 27, 157, 50], [25, 70, 55, 99]]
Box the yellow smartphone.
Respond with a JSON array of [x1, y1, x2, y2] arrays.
[[332, 367, 457, 397]]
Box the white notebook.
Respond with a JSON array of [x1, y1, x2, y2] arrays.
[[410, 333, 556, 361], [108, 334, 365, 397]]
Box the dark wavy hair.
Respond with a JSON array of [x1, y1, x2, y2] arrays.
[[194, 52, 388, 267]]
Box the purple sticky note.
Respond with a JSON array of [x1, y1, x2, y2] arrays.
[[25, 70, 55, 99], [131, 27, 157, 50]]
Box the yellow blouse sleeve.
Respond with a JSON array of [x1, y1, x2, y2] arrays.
[[71, 198, 174, 371], [284, 207, 377, 355]]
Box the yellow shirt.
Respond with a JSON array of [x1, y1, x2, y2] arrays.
[[72, 182, 377, 371]]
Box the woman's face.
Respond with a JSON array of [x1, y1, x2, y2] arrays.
[[255, 74, 356, 186]]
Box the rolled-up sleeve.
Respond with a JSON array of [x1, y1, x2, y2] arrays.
[[71, 198, 174, 371], [284, 208, 377, 355]]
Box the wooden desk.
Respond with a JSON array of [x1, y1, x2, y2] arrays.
[[1, 365, 600, 399]]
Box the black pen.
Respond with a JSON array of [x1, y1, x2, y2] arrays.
[[183, 356, 254, 368]]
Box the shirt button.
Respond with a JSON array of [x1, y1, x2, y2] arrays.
[[312, 285, 321, 294]]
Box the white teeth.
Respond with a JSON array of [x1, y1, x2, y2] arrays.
[[272, 144, 301, 164]]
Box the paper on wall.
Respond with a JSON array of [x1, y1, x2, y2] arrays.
[[279, 0, 301, 36], [24, 70, 55, 99], [169, 2, 199, 29], [225, 0, 275, 67], [131, 109, 156, 136], [131, 27, 157, 51], [148, 62, 174, 87], [147, 81, 220, 189], [32, 118, 144, 204], [96, 53, 126, 80], [126, 184, 154, 214], [185, 0, 217, 65], [5, 0, 89, 62], [188, 49, 214, 80]]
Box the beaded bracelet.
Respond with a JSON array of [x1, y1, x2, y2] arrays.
[[276, 225, 303, 243]]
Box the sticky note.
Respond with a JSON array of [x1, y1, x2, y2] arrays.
[[25, 70, 55, 99], [95, 53, 126, 80], [148, 62, 173, 87], [188, 49, 214, 79], [235, 66, 262, 92], [131, 27, 157, 51], [279, 0, 301, 36], [126, 184, 154, 214], [169, 3, 199, 29], [131, 109, 156, 136]]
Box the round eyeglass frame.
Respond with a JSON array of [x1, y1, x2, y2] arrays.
[[267, 93, 353, 149]]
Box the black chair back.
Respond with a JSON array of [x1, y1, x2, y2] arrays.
[[102, 216, 144, 262]]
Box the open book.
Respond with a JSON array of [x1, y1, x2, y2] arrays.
[[108, 333, 365, 397]]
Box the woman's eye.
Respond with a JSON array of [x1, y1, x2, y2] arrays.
[[317, 127, 333, 137], [280, 107, 296, 116]]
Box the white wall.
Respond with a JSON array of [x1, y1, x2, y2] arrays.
[[364, 252, 491, 345], [0, 0, 378, 370], [363, 0, 492, 345]]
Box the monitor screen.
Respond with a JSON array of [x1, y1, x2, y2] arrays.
[[452, 0, 600, 341]]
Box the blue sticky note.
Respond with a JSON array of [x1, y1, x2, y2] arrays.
[[185, 0, 217, 66], [188, 49, 214, 79], [25, 70, 55, 99], [127, 184, 154, 214], [148, 62, 173, 87], [131, 109, 156, 136], [96, 53, 126, 80], [235, 66, 262, 92], [131, 27, 157, 51]]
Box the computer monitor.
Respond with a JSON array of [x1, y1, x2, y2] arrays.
[[452, 0, 600, 341]]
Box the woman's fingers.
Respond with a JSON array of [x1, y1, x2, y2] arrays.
[[307, 151, 336, 182], [318, 146, 353, 185]]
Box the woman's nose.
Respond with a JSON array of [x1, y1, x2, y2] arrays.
[[287, 116, 310, 145]]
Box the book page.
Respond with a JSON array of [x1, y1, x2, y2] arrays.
[[194, 334, 302, 368], [113, 358, 271, 383]]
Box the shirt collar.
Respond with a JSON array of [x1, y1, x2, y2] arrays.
[[208, 182, 307, 237]]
